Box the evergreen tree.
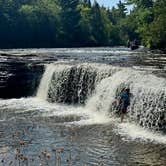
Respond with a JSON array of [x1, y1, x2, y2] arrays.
[[0, 0, 165, 49], [59, 0, 82, 46], [90, 1, 108, 45]]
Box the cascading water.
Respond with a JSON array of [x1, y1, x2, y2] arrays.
[[86, 69, 166, 131], [37, 63, 166, 131], [37, 63, 119, 104], [0, 48, 166, 166], [37, 63, 71, 100]]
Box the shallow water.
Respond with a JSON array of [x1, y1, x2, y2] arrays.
[[0, 98, 166, 166], [0, 47, 166, 166]]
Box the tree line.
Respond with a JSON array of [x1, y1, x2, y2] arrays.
[[0, 0, 165, 49]]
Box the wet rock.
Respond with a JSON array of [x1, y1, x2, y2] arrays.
[[0, 58, 44, 98]]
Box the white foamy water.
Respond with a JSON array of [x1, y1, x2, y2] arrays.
[[86, 68, 166, 121], [85, 69, 131, 113], [115, 122, 166, 144], [0, 47, 135, 55], [37, 63, 119, 102], [36, 63, 166, 142], [1, 97, 165, 144], [1, 48, 166, 166], [37, 65, 54, 100], [1, 62, 166, 144], [37, 63, 71, 100]]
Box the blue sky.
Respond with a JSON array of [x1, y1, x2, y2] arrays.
[[91, 0, 123, 8], [91, 0, 133, 11]]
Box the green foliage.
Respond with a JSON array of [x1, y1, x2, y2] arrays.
[[0, 0, 165, 49], [126, 0, 153, 9], [142, 0, 166, 49], [126, 0, 166, 49], [78, 4, 94, 45], [59, 0, 82, 46]]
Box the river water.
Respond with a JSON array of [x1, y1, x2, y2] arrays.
[[0, 47, 166, 166]]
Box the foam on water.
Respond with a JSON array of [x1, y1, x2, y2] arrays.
[[1, 62, 166, 144], [115, 122, 166, 144], [0, 96, 110, 127], [0, 96, 166, 144], [85, 69, 131, 113], [0, 47, 135, 55], [85, 68, 166, 129], [33, 64, 166, 143]]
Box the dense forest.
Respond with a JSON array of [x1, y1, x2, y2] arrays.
[[0, 0, 165, 49]]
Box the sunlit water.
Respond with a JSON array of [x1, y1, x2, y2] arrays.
[[0, 47, 166, 166]]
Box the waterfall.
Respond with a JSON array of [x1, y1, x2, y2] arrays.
[[36, 63, 166, 131], [37, 63, 74, 100], [86, 69, 166, 131], [36, 63, 119, 104]]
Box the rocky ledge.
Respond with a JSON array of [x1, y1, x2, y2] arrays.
[[0, 53, 44, 99]]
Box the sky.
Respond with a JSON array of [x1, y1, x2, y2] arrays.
[[92, 0, 124, 8], [91, 0, 133, 11]]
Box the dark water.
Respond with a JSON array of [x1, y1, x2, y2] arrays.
[[0, 47, 166, 166]]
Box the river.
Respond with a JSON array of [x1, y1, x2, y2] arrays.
[[0, 47, 166, 166]]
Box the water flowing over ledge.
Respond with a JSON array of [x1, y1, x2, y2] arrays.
[[0, 48, 166, 166], [36, 62, 166, 132], [37, 63, 119, 104]]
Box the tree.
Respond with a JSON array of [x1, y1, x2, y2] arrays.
[[108, 1, 128, 45], [126, 0, 153, 9], [78, 3, 94, 46], [59, 0, 82, 46], [0, 0, 165, 49], [141, 0, 166, 49], [90, 1, 110, 45]]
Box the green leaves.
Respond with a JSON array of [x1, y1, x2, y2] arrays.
[[127, 0, 166, 49], [0, 0, 165, 49]]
